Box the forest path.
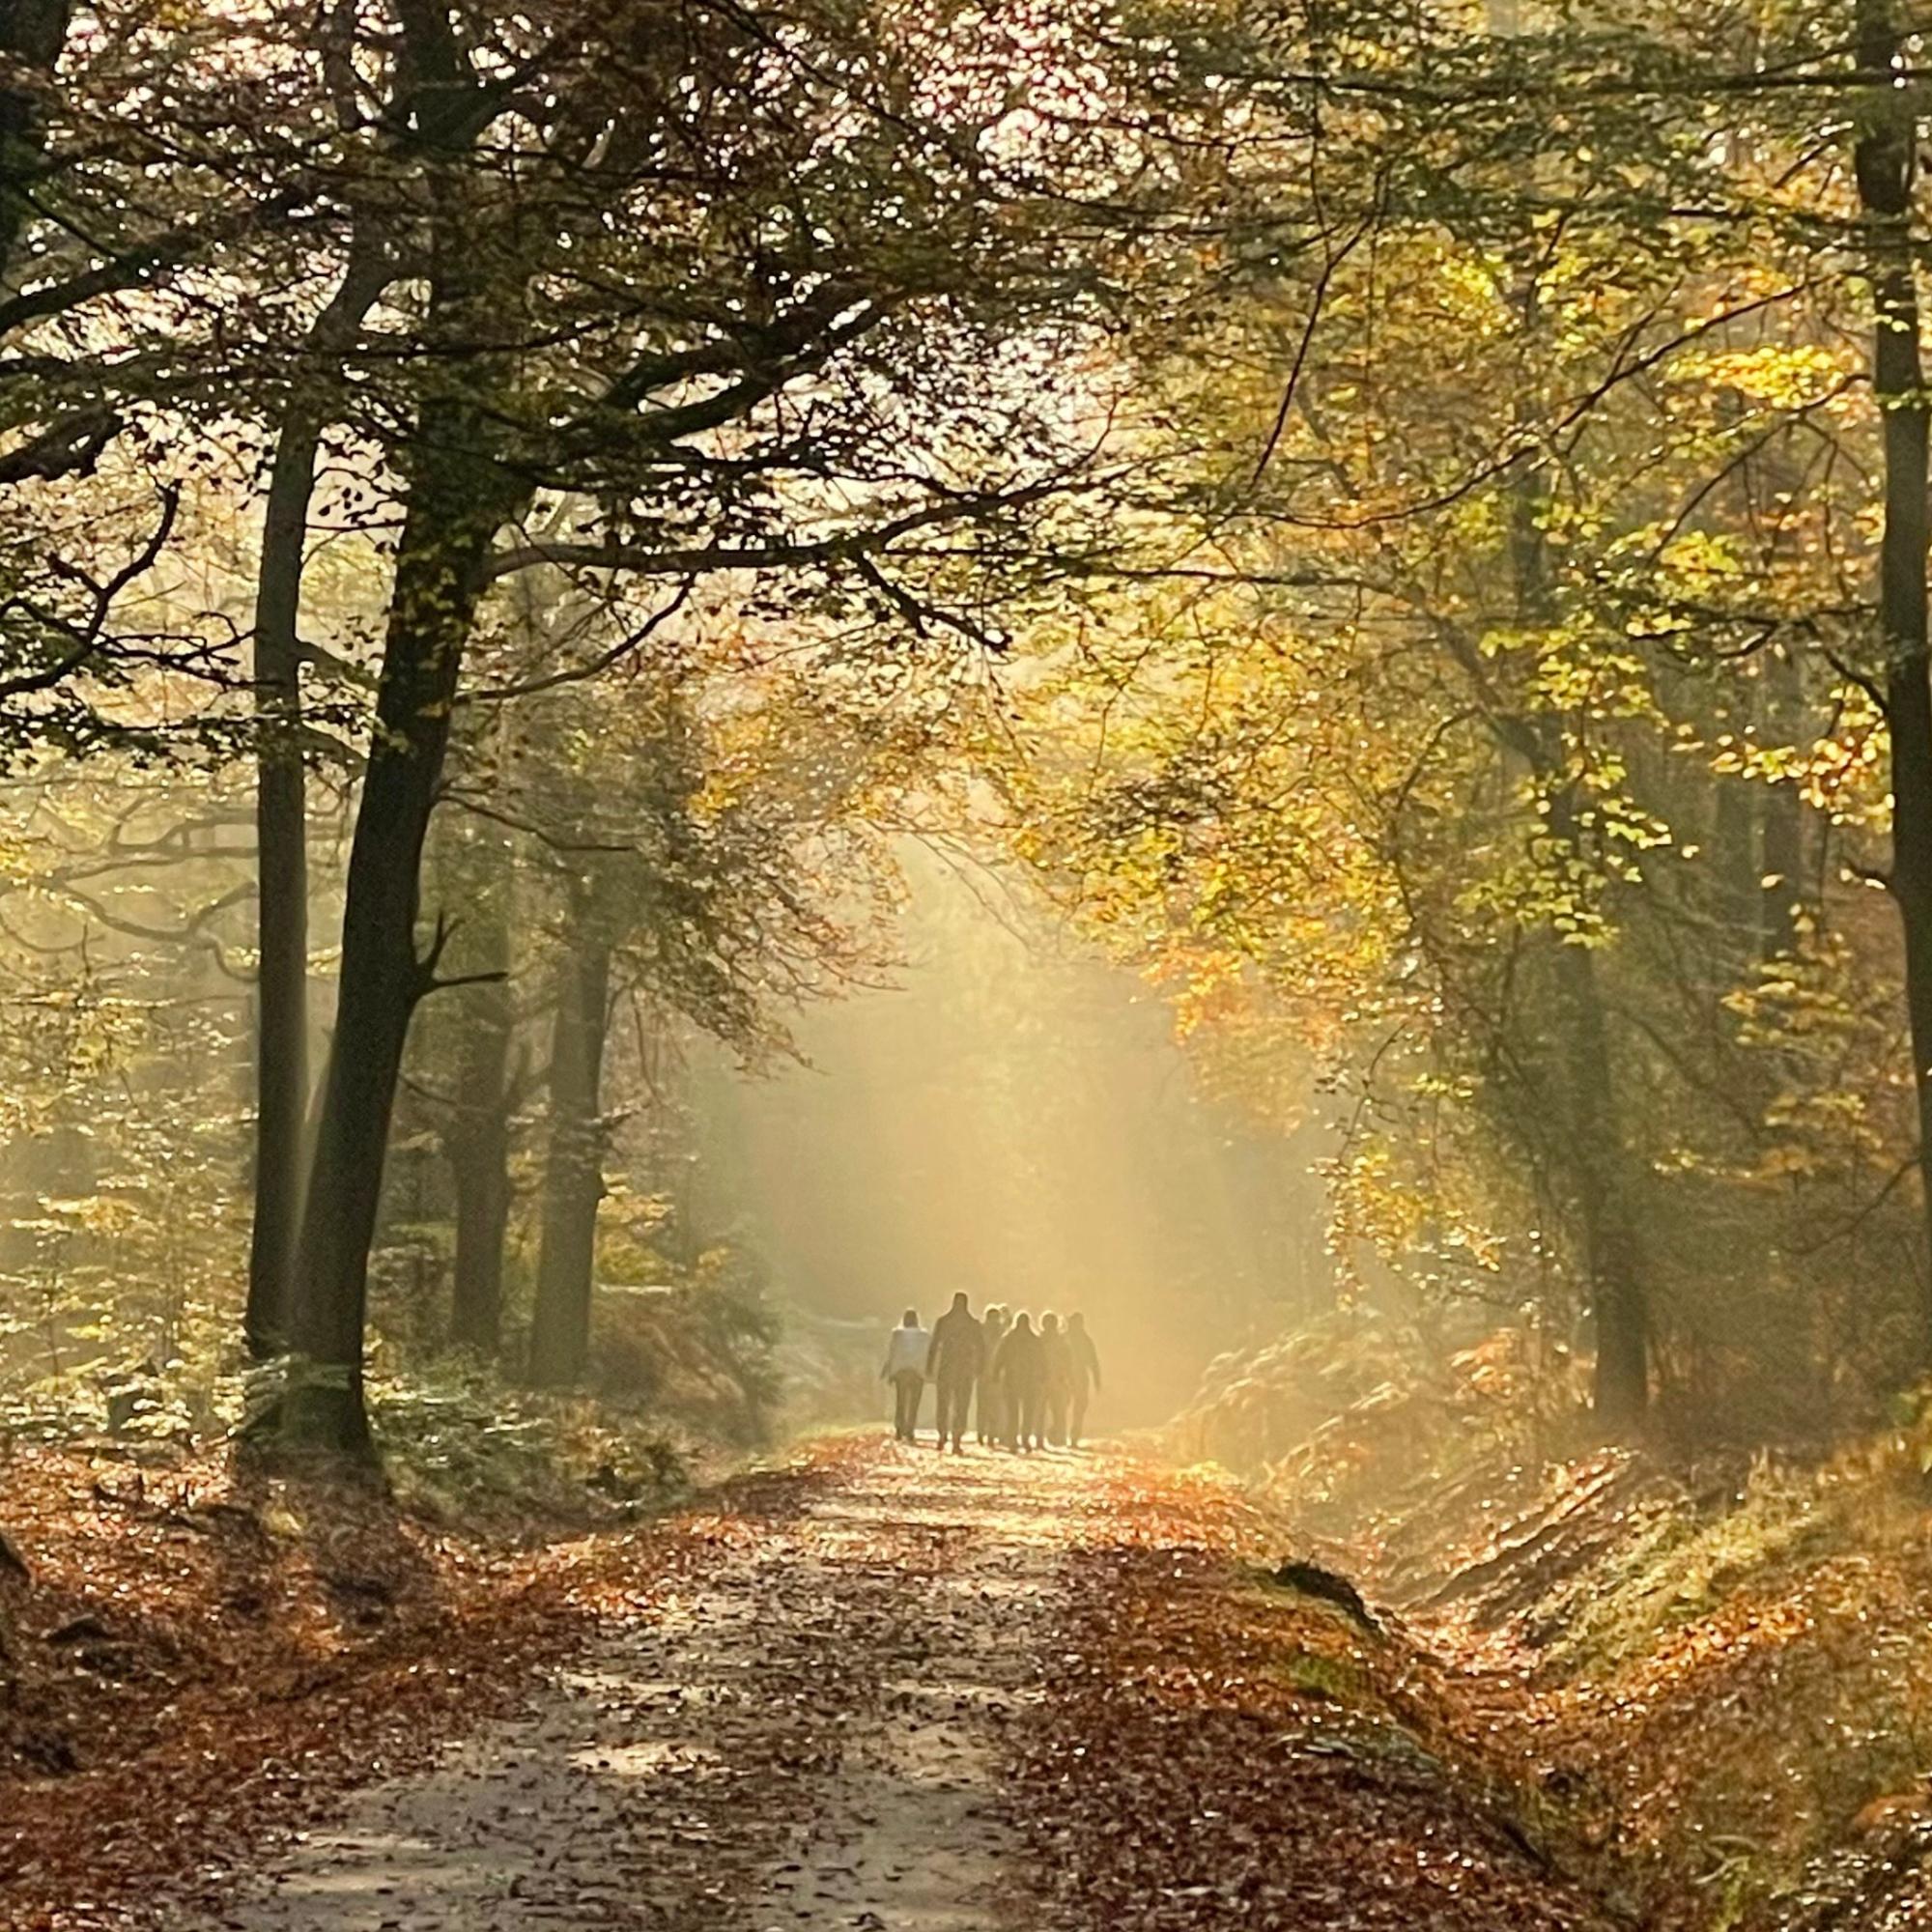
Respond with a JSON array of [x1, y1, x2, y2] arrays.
[[187, 1438, 1616, 1932], [197, 1442, 1066, 1932]]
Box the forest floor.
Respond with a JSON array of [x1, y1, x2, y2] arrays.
[[0, 1435, 1618, 1932]]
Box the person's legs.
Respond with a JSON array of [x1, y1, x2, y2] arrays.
[[1070, 1388, 1090, 1448], [895, 1372, 923, 1441], [937, 1378, 966, 1449], [1019, 1387, 1043, 1451]]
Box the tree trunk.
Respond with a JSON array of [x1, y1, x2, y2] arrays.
[[528, 927, 614, 1388], [1760, 652, 1807, 958], [446, 838, 516, 1354], [1857, 0, 1932, 1355], [279, 0, 525, 1453], [282, 398, 522, 1454], [1759, 781, 1804, 959], [448, 1077, 513, 1354], [244, 241, 390, 1360], [243, 419, 323, 1361], [1509, 429, 1650, 1425], [0, 1, 69, 294], [1549, 922, 1649, 1424], [1712, 773, 1758, 969]]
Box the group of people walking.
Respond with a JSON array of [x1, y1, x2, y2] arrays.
[[881, 1293, 1102, 1453]]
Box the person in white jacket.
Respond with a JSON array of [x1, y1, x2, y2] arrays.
[[881, 1309, 930, 1442]]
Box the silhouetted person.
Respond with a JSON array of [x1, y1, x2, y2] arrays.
[[1040, 1311, 1073, 1446], [993, 1312, 1046, 1452], [977, 1305, 1009, 1444], [881, 1308, 929, 1442], [1066, 1312, 1101, 1447], [927, 1292, 986, 1453]]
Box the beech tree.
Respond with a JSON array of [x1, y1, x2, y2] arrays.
[[255, 0, 1126, 1451], [1003, 0, 1932, 1433]]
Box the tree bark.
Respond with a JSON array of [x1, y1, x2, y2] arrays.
[[528, 924, 614, 1388], [282, 397, 523, 1453], [1504, 419, 1650, 1424], [0, 1, 70, 295], [1856, 0, 1932, 1356], [448, 1075, 514, 1354], [278, 0, 527, 1454], [1759, 781, 1805, 959], [1759, 651, 1807, 958], [1549, 914, 1649, 1424], [445, 834, 516, 1355], [243, 241, 388, 1358], [1713, 775, 1758, 968]]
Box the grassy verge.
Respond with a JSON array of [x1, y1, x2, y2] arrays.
[[1340, 1443, 1932, 1929]]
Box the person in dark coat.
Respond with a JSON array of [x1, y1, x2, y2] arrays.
[[1066, 1311, 1102, 1447], [977, 1305, 1009, 1444], [992, 1312, 1046, 1452], [926, 1292, 986, 1453], [1039, 1311, 1073, 1446]]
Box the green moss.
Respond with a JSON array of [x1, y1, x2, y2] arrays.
[[1277, 1647, 1375, 1705]]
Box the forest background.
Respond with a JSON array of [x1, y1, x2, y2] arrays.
[[3, 0, 1932, 1493]]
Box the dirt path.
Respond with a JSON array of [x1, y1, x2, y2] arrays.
[[194, 1446, 1064, 1932], [171, 1440, 1614, 1932]]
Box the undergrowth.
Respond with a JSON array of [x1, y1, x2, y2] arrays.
[[365, 1367, 694, 1527]]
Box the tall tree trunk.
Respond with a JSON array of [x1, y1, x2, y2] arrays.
[[1712, 681, 1760, 976], [446, 836, 516, 1354], [282, 402, 521, 1453], [1760, 650, 1807, 958], [1548, 907, 1649, 1424], [244, 426, 314, 1360], [1857, 0, 1932, 1355], [0, 1, 69, 294], [448, 1065, 514, 1353], [528, 925, 614, 1388], [1507, 438, 1650, 1425], [1713, 774, 1758, 968], [279, 0, 524, 1454], [244, 241, 390, 1360]]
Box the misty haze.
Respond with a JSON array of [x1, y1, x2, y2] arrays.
[[688, 848, 1329, 1430]]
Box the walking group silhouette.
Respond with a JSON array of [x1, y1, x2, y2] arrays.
[[881, 1293, 1102, 1452]]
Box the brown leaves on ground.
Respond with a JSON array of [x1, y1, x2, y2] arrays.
[[0, 1436, 868, 1932], [1011, 1463, 1617, 1932], [26, 1434, 1870, 1932]]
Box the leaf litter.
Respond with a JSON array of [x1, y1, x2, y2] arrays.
[[0, 1436, 1715, 1932]]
